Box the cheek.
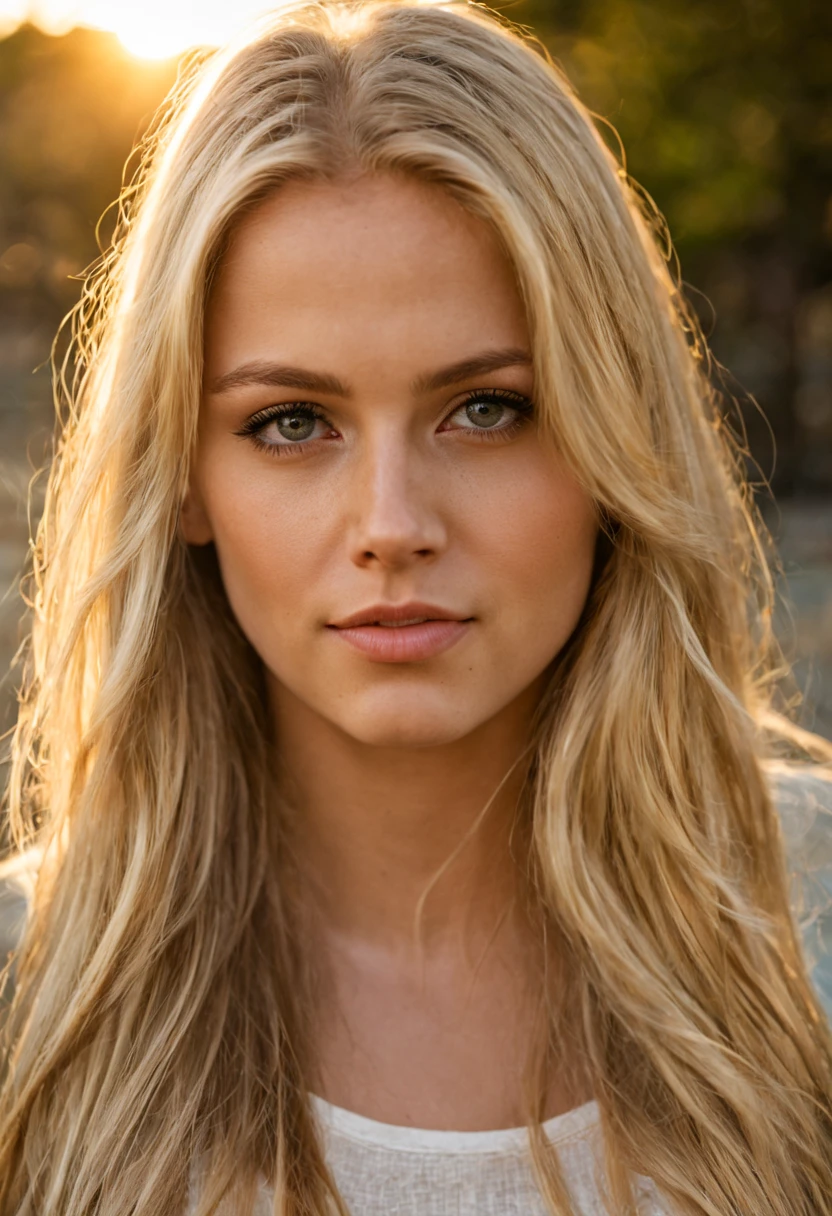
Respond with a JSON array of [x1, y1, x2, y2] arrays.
[[476, 454, 597, 642], [197, 455, 336, 635]]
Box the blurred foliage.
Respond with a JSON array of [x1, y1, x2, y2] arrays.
[[0, 25, 176, 462], [0, 26, 178, 751], [0, 0, 831, 492], [518, 0, 832, 493]]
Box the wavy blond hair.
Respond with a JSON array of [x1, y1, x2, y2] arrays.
[[1, 2, 831, 1213]]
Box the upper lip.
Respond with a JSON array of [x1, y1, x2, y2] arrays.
[[328, 602, 472, 628]]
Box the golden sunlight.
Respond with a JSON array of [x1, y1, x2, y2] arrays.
[[3, 0, 449, 56], [1, 0, 280, 58]]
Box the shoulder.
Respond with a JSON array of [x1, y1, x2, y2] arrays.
[[764, 761, 832, 1017], [0, 848, 40, 984], [764, 761, 832, 877], [765, 759, 832, 833]]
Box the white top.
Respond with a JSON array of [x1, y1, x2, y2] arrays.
[[289, 1093, 671, 1216]]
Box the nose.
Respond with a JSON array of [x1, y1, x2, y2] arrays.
[[346, 433, 447, 571]]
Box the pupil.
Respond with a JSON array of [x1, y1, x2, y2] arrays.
[[467, 400, 504, 428]]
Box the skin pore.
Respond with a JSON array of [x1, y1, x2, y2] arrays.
[[183, 171, 599, 1130]]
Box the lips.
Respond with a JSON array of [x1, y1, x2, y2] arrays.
[[327, 602, 473, 662], [328, 602, 470, 629]]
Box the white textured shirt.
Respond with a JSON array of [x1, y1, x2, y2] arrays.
[[295, 1093, 670, 1215]]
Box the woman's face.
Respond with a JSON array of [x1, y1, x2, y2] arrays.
[[187, 172, 598, 748]]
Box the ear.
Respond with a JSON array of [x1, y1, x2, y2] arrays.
[[179, 482, 214, 546]]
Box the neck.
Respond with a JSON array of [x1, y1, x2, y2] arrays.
[[270, 682, 540, 950]]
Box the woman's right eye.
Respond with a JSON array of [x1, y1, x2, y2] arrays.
[[235, 405, 336, 453]]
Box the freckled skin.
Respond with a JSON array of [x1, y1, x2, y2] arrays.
[[186, 172, 599, 751]]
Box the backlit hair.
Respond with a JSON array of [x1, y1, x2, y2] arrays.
[[1, 2, 831, 1213]]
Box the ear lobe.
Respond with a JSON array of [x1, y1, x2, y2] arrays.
[[179, 485, 214, 546]]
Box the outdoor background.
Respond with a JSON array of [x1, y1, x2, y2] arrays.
[[0, 0, 830, 758]]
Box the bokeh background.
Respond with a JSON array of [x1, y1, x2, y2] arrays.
[[0, 0, 830, 758]]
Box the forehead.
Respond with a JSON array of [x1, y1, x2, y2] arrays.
[[204, 172, 529, 378]]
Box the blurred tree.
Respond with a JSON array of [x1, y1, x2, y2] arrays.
[[516, 0, 832, 492], [0, 24, 177, 462]]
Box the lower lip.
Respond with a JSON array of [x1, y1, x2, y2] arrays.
[[328, 619, 472, 662]]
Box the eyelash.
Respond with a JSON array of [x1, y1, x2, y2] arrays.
[[234, 388, 535, 458]]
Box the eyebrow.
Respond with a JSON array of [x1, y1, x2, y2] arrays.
[[412, 348, 532, 394], [206, 347, 532, 398], [207, 361, 348, 397]]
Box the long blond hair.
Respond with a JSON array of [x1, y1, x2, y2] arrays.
[[1, 2, 831, 1213]]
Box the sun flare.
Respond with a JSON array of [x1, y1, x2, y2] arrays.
[[6, 0, 451, 57], [5, 0, 280, 58], [106, 13, 206, 60]]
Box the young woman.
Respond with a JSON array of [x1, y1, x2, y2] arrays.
[[1, 2, 831, 1213]]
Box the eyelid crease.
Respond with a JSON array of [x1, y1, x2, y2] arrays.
[[233, 401, 329, 437], [445, 387, 533, 417]]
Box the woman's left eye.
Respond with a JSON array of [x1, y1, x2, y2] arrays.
[[440, 389, 533, 435]]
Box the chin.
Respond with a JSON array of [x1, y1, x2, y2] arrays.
[[335, 691, 479, 750], [343, 716, 475, 750]]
